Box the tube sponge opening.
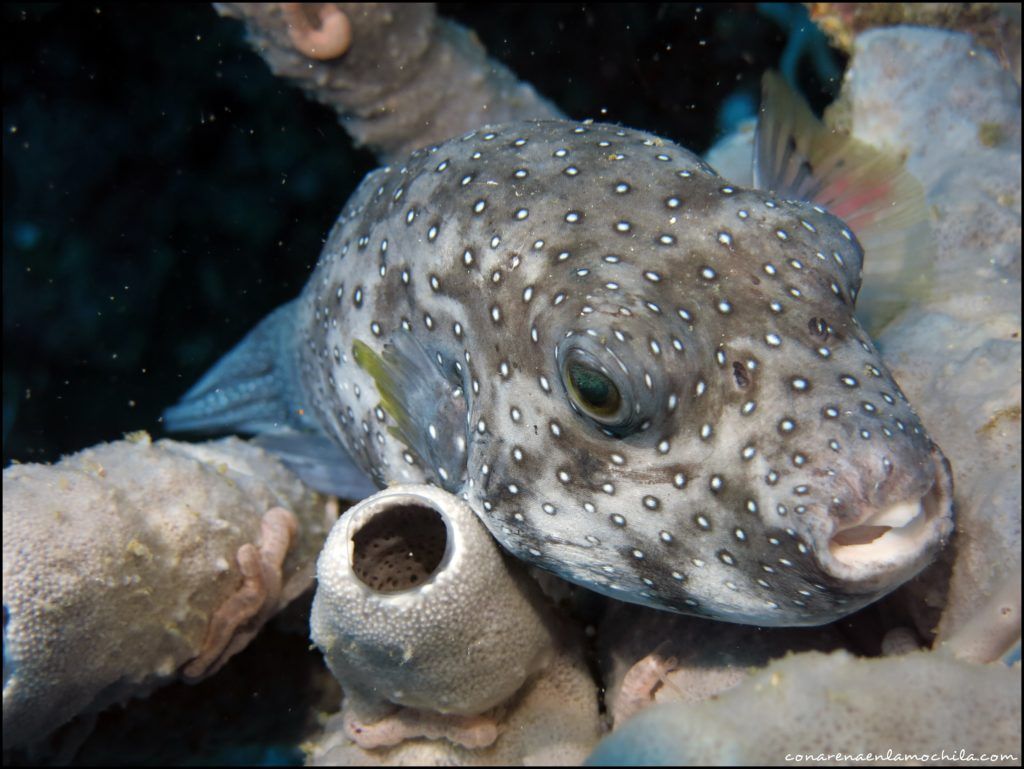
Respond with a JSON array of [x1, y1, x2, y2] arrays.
[[352, 504, 447, 593], [311, 485, 558, 716]]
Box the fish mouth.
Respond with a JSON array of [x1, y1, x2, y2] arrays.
[[824, 446, 954, 583]]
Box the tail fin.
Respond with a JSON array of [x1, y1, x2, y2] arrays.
[[163, 300, 314, 435], [164, 300, 379, 500]]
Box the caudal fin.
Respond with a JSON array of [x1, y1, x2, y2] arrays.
[[754, 71, 934, 333], [163, 300, 379, 499], [163, 300, 312, 435]]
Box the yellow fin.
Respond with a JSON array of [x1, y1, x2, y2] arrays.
[[353, 336, 468, 490], [352, 339, 408, 441]]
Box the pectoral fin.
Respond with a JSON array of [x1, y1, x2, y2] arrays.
[[353, 335, 468, 492]]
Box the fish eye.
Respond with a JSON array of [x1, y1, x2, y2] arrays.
[[566, 362, 621, 416], [559, 347, 637, 433]]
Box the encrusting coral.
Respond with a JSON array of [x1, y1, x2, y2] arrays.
[[309, 484, 594, 755], [597, 602, 847, 728], [182, 505, 299, 679], [306, 645, 602, 766], [841, 28, 1022, 654], [279, 2, 353, 60], [2, 434, 334, 751], [806, 2, 1021, 83], [939, 566, 1022, 665]]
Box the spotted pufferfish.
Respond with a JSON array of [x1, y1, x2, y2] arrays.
[[165, 74, 954, 626]]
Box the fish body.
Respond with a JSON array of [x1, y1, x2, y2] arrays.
[[167, 104, 953, 625]]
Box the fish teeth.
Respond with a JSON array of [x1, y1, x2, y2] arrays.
[[864, 500, 924, 529]]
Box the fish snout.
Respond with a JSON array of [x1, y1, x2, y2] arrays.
[[821, 442, 954, 585]]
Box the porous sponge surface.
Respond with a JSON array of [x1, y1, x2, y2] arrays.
[[587, 649, 1022, 765], [311, 485, 557, 716], [2, 436, 326, 749]]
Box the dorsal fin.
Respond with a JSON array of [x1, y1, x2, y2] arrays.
[[754, 71, 934, 333]]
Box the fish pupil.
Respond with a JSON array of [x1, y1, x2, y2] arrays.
[[568, 363, 621, 415]]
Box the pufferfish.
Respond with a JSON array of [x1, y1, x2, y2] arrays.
[[165, 74, 954, 626]]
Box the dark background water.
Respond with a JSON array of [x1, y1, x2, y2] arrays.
[[3, 4, 844, 765], [3, 2, 841, 467]]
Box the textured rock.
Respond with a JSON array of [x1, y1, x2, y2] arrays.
[[2, 435, 334, 749]]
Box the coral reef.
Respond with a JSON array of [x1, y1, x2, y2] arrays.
[[307, 645, 601, 766], [2, 434, 334, 750], [842, 28, 1021, 650], [587, 649, 1022, 765], [309, 484, 599, 759]]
